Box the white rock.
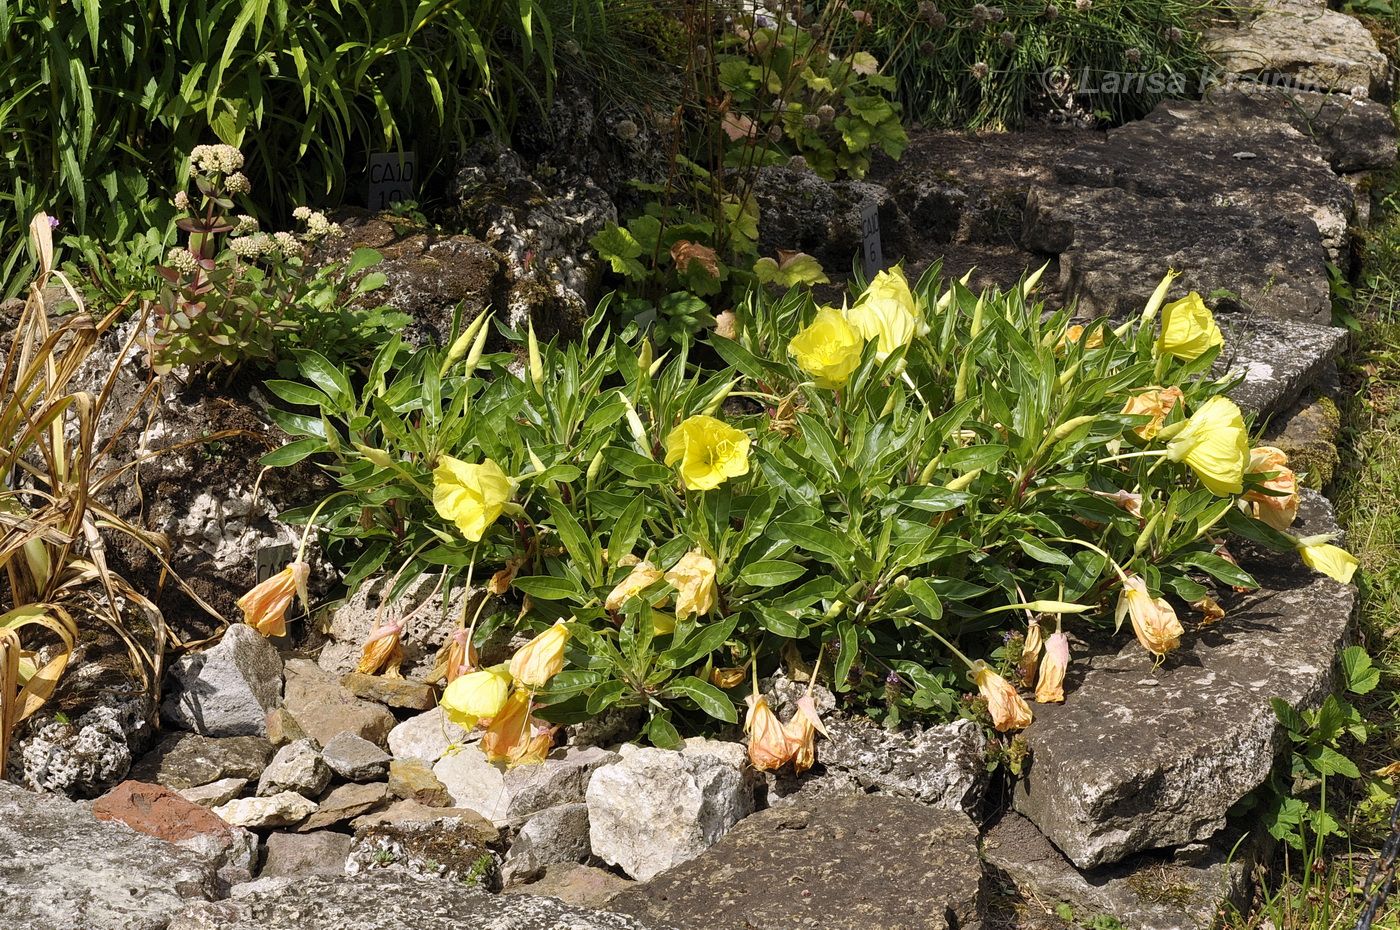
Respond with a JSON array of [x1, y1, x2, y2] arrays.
[[388, 707, 469, 764], [214, 791, 318, 829], [433, 744, 616, 824], [322, 732, 392, 782], [502, 802, 591, 886], [586, 739, 754, 881], [177, 777, 249, 808], [162, 624, 283, 737], [258, 739, 332, 798]]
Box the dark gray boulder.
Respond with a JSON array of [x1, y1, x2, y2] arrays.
[[1221, 316, 1350, 420]]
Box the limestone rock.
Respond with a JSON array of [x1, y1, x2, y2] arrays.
[[166, 872, 659, 930], [435, 743, 617, 823], [350, 799, 500, 837], [319, 576, 477, 680], [503, 802, 592, 885], [349, 810, 501, 886], [609, 795, 984, 930], [508, 862, 633, 910], [12, 704, 135, 798], [587, 738, 754, 882], [258, 738, 332, 797], [261, 831, 354, 879], [264, 707, 309, 746], [388, 706, 468, 763], [984, 813, 1259, 930], [342, 672, 437, 710], [299, 781, 390, 832], [0, 780, 219, 929], [1221, 316, 1349, 420], [283, 659, 396, 748], [178, 777, 249, 808], [1204, 0, 1389, 97], [752, 165, 913, 273], [321, 731, 392, 782], [389, 758, 453, 806], [1013, 492, 1355, 868], [163, 623, 284, 737], [130, 732, 275, 790], [215, 791, 318, 829], [1264, 390, 1343, 489]]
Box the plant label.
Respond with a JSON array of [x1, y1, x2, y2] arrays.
[[367, 151, 416, 210], [255, 543, 295, 584], [860, 202, 884, 278]]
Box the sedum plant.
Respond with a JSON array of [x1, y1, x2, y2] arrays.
[[265, 267, 1353, 756]]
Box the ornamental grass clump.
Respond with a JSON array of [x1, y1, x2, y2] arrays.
[[267, 265, 1357, 760]]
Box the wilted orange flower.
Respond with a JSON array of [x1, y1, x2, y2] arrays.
[[974, 663, 1033, 732], [357, 619, 404, 675], [780, 693, 829, 774], [744, 693, 794, 771], [710, 666, 747, 689], [480, 690, 556, 766], [1194, 596, 1225, 625], [1243, 446, 1300, 531], [436, 628, 477, 684], [1116, 575, 1183, 658], [605, 560, 665, 613], [1097, 488, 1144, 519], [1018, 620, 1044, 687], [1057, 324, 1104, 351], [1121, 386, 1184, 440], [236, 561, 309, 637], [1035, 632, 1070, 703]]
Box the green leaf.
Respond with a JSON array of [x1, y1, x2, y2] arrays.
[[1176, 551, 1257, 590], [739, 559, 806, 587], [1017, 535, 1073, 567], [265, 379, 334, 409], [294, 350, 353, 409], [1340, 645, 1379, 695], [260, 438, 327, 466], [904, 577, 943, 619], [662, 676, 738, 723], [658, 615, 738, 670], [590, 224, 646, 280], [834, 618, 858, 691], [512, 575, 585, 603], [755, 606, 810, 637], [773, 522, 852, 561], [586, 679, 629, 715]]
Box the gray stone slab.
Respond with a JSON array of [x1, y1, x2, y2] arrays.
[[1013, 492, 1355, 869], [608, 795, 984, 930], [985, 813, 1259, 930], [1220, 316, 1350, 420]]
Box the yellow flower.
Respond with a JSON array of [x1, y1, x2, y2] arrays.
[[846, 267, 923, 361], [1121, 386, 1184, 441], [357, 619, 404, 675], [1243, 446, 1300, 531], [1165, 396, 1249, 496], [508, 621, 571, 688], [440, 664, 512, 728], [605, 560, 666, 612], [974, 663, 1033, 732], [1116, 575, 1183, 657], [666, 549, 718, 619], [780, 693, 829, 774], [664, 415, 751, 491], [744, 693, 794, 771], [1157, 292, 1224, 361], [432, 456, 513, 541], [1297, 537, 1359, 584], [1035, 632, 1070, 704], [236, 561, 309, 637], [788, 307, 865, 389]]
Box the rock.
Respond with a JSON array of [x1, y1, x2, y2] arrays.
[[435, 743, 618, 824], [1026, 182, 1333, 324], [609, 795, 984, 930], [92, 780, 259, 884], [261, 831, 354, 878], [388, 706, 468, 763], [502, 802, 592, 886], [752, 165, 913, 273], [178, 777, 249, 808], [984, 812, 1259, 930], [258, 738, 332, 797], [319, 213, 503, 345], [162, 623, 284, 737], [342, 672, 437, 710], [264, 707, 308, 746], [1013, 492, 1355, 869], [389, 758, 453, 806], [12, 704, 135, 798], [319, 576, 481, 681], [767, 671, 986, 814], [166, 871, 659, 930], [587, 738, 754, 882], [0, 780, 219, 928], [1223, 317, 1350, 421], [350, 799, 499, 835], [283, 659, 396, 748], [348, 811, 501, 886], [321, 731, 392, 782], [130, 732, 275, 789], [299, 781, 390, 832], [509, 862, 634, 910], [1264, 390, 1343, 489], [1204, 0, 1389, 97], [1206, 84, 1397, 174], [215, 791, 318, 829]]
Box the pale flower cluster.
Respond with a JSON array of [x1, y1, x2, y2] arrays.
[[190, 144, 244, 175], [164, 247, 199, 274]]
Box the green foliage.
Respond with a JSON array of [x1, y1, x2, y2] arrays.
[[0, 0, 636, 295], [834, 0, 1210, 130], [267, 267, 1296, 744]]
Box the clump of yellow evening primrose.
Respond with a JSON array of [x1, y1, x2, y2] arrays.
[[236, 561, 309, 637], [1157, 292, 1223, 360], [788, 307, 865, 389], [1116, 575, 1183, 658], [664, 415, 751, 491], [1165, 396, 1249, 495], [1243, 446, 1300, 531], [845, 266, 924, 361], [432, 456, 513, 541]]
